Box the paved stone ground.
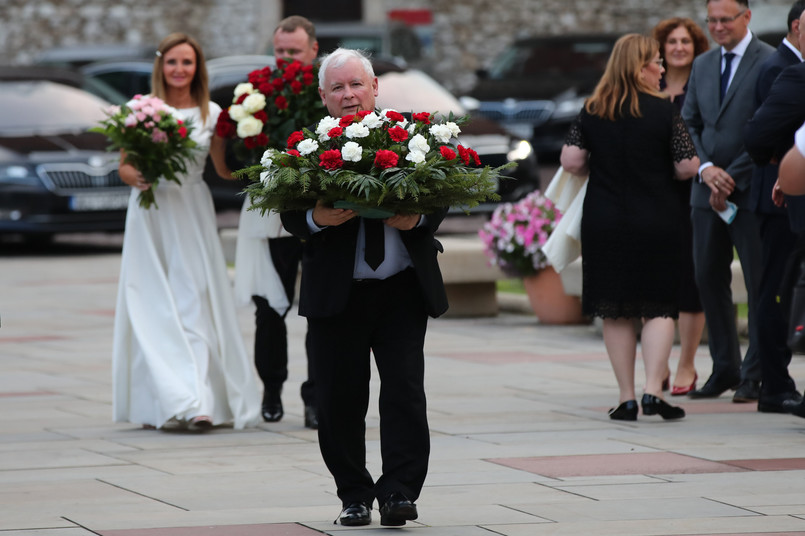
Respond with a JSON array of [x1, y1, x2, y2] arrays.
[[3, 242, 805, 535]]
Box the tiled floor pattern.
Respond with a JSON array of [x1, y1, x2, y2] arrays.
[[100, 524, 320, 536]]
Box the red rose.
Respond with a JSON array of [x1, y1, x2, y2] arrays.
[[384, 110, 405, 123], [215, 111, 235, 138], [319, 149, 344, 170], [244, 136, 257, 149], [387, 126, 409, 142], [272, 78, 285, 91], [178, 126, 188, 138], [276, 58, 287, 69], [302, 64, 314, 73], [412, 112, 431, 124], [254, 110, 268, 122], [290, 80, 303, 94], [275, 95, 288, 110], [286, 130, 305, 148], [236, 93, 248, 105], [302, 72, 314, 86], [287, 149, 300, 157], [439, 146, 456, 160], [255, 132, 269, 146], [339, 115, 355, 127], [327, 126, 343, 138], [373, 150, 399, 170], [258, 82, 274, 95]]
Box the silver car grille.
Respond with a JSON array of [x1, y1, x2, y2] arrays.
[[37, 163, 125, 194], [476, 100, 555, 126]]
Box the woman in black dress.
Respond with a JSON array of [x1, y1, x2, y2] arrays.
[[560, 34, 699, 421]]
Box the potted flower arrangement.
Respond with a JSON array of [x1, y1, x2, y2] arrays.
[[478, 190, 584, 324]]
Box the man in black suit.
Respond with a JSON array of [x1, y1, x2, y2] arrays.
[[682, 0, 773, 402], [280, 48, 448, 527], [744, 2, 805, 413]]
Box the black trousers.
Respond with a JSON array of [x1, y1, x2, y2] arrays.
[[253, 236, 315, 406], [307, 268, 430, 507]]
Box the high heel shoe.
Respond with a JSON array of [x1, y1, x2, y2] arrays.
[[608, 400, 638, 421], [641, 394, 685, 420], [671, 373, 698, 396]]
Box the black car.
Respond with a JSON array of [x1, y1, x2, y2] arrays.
[[0, 74, 128, 239], [462, 34, 618, 159]]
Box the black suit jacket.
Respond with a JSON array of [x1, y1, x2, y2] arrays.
[[280, 209, 449, 319], [745, 59, 805, 230]]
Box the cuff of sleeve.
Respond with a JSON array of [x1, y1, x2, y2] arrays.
[[796, 124, 805, 157], [306, 208, 325, 233], [698, 162, 714, 182]]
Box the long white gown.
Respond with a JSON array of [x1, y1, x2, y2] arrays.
[[112, 103, 261, 430]]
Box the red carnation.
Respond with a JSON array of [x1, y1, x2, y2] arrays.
[[457, 145, 471, 166], [319, 149, 344, 170], [255, 132, 269, 146], [254, 110, 268, 122], [439, 146, 456, 160], [302, 72, 314, 86], [276, 58, 287, 69], [258, 82, 274, 95], [327, 126, 343, 138], [470, 149, 481, 166], [244, 136, 258, 149], [387, 126, 409, 142], [374, 150, 399, 170], [339, 115, 355, 127], [215, 111, 235, 138], [357, 110, 372, 119], [275, 95, 288, 110], [412, 112, 431, 124], [287, 149, 300, 157], [290, 80, 303, 94], [272, 78, 285, 91], [236, 93, 248, 105], [384, 110, 405, 123], [286, 130, 305, 148]]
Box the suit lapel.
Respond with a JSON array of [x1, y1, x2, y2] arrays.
[[720, 37, 760, 113]]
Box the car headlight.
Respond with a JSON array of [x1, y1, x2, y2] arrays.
[[552, 96, 587, 120], [0, 164, 37, 183], [459, 95, 481, 112], [507, 139, 533, 162]]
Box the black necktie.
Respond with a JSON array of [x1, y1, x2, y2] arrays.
[[720, 52, 735, 103], [364, 218, 385, 270]]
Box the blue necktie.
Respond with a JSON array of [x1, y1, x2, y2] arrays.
[[720, 52, 735, 103]]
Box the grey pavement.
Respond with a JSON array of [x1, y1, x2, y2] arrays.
[[3, 238, 805, 535]]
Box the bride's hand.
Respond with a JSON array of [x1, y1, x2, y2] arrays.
[[119, 162, 151, 191]]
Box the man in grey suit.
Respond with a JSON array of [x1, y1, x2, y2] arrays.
[[682, 0, 773, 401]]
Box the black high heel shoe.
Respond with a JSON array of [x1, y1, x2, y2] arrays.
[[641, 394, 685, 420], [608, 400, 638, 421]]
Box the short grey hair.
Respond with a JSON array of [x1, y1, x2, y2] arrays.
[[318, 48, 375, 90]]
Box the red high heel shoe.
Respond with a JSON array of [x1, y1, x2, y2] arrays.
[[671, 373, 698, 396]]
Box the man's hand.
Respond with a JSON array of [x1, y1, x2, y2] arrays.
[[701, 166, 735, 196], [384, 214, 421, 231], [772, 178, 786, 208], [312, 200, 355, 227], [709, 190, 727, 212]]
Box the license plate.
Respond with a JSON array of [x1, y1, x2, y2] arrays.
[[69, 192, 129, 211]]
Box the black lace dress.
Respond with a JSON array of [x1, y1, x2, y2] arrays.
[[565, 93, 697, 319]]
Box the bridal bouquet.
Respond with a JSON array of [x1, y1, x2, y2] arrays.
[[91, 94, 197, 209], [215, 58, 325, 162], [238, 109, 512, 216]]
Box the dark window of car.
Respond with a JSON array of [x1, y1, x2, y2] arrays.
[[283, 0, 361, 21], [488, 39, 613, 80]]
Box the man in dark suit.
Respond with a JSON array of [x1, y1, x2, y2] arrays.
[[281, 48, 448, 527], [682, 0, 773, 401], [744, 2, 805, 413]]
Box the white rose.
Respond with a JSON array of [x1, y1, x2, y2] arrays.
[[228, 104, 248, 122], [429, 124, 454, 144], [242, 93, 266, 114], [360, 112, 383, 129], [316, 116, 341, 141], [345, 123, 370, 139], [297, 138, 319, 156], [408, 133, 430, 154], [236, 116, 263, 138], [233, 82, 255, 99], [341, 141, 363, 162], [405, 150, 426, 164]]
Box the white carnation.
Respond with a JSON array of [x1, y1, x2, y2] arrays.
[[233, 82, 255, 99], [242, 92, 266, 113], [446, 121, 461, 137], [297, 138, 319, 156], [429, 124, 454, 144], [408, 133, 430, 154], [360, 112, 383, 129], [345, 123, 370, 139], [236, 116, 263, 138], [316, 116, 341, 141], [341, 141, 363, 162], [228, 104, 248, 122], [405, 150, 426, 164], [260, 148, 277, 167]]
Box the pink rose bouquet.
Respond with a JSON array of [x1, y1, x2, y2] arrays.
[[91, 94, 198, 209]]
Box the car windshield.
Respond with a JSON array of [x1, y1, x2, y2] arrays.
[[488, 39, 613, 80]]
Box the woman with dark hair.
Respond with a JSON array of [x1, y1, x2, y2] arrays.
[[652, 18, 709, 396], [112, 33, 260, 432], [560, 34, 699, 421]]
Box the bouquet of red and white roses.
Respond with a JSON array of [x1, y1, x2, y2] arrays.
[[90, 94, 197, 209], [215, 59, 325, 163], [238, 109, 512, 216]]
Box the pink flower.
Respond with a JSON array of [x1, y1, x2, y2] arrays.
[[151, 129, 168, 143]]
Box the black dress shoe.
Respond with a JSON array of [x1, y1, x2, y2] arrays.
[[783, 393, 805, 417], [379, 492, 418, 526], [759, 391, 803, 413], [688, 374, 740, 399], [304, 405, 318, 429], [641, 394, 685, 420], [608, 400, 638, 421], [261, 389, 283, 423], [337, 502, 371, 526], [733, 379, 760, 403]]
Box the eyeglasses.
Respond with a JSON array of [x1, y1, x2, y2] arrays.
[[705, 10, 746, 26]]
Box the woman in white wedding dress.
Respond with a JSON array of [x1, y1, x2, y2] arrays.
[[112, 33, 260, 431]]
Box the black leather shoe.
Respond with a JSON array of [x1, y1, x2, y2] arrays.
[[336, 502, 371, 526], [733, 379, 760, 403], [608, 400, 638, 421], [379, 492, 418, 526], [641, 394, 685, 420], [304, 405, 318, 429], [261, 389, 283, 423], [688, 374, 740, 399], [759, 391, 803, 413], [783, 393, 805, 417]]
